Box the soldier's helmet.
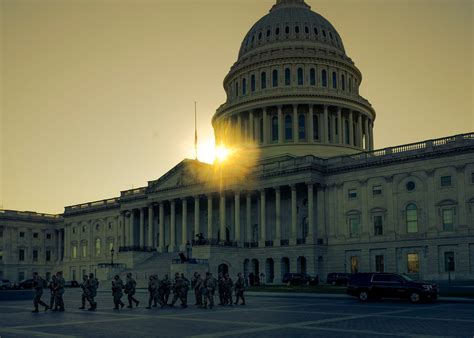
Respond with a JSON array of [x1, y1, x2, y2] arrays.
[[175, 272, 180, 277], [149, 275, 153, 280], [225, 273, 230, 278], [114, 275, 120, 280]]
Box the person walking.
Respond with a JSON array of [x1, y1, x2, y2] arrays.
[[124, 273, 139, 308], [86, 273, 99, 311], [78, 275, 89, 310], [191, 272, 203, 306], [48, 275, 57, 310], [111, 275, 125, 310], [53, 271, 65, 312], [234, 272, 246, 305], [31, 272, 49, 313]]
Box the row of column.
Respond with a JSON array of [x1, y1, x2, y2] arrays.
[[216, 105, 374, 151], [121, 182, 320, 252]]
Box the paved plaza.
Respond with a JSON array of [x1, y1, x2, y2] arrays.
[[0, 290, 473, 337]]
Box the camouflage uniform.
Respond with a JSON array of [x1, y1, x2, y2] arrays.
[[32, 273, 49, 313], [146, 275, 162, 309], [78, 275, 89, 309], [161, 275, 172, 304], [124, 273, 139, 308], [202, 272, 217, 309], [54, 272, 65, 311], [191, 272, 203, 306], [111, 275, 125, 310], [223, 273, 234, 306], [86, 273, 99, 310], [234, 273, 246, 305], [48, 275, 57, 309], [170, 273, 187, 308]]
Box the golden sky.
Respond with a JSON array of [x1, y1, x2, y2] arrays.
[[1, 0, 473, 214]]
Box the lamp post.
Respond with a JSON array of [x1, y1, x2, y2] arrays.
[[186, 241, 191, 261], [111, 247, 115, 266]]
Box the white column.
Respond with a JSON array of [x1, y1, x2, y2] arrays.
[[194, 196, 200, 240], [246, 193, 252, 242], [337, 107, 343, 144], [249, 111, 254, 142], [139, 208, 145, 247], [275, 187, 281, 246], [349, 110, 354, 146], [364, 116, 369, 150], [147, 205, 154, 248], [129, 210, 135, 247], [317, 186, 326, 240], [234, 192, 241, 243], [369, 121, 374, 150], [259, 189, 266, 246], [170, 201, 176, 252], [219, 193, 226, 242], [277, 106, 283, 144], [207, 194, 213, 240], [307, 183, 315, 243], [308, 105, 314, 143], [181, 198, 187, 249], [159, 203, 165, 251], [58, 229, 63, 261], [357, 112, 363, 148], [262, 108, 267, 145], [290, 185, 297, 245], [292, 104, 298, 142], [323, 105, 329, 143]]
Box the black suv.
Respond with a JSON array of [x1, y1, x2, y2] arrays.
[[326, 273, 351, 286], [282, 273, 319, 285], [347, 273, 438, 303]]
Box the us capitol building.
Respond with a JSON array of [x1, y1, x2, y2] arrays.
[[1, 0, 474, 284]]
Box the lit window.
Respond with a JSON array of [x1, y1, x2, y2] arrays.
[[19, 249, 25, 261], [271, 116, 278, 142], [261, 72, 267, 89], [272, 69, 278, 87], [406, 204, 418, 233], [442, 208, 454, 231], [310, 68, 316, 86], [332, 71, 337, 89], [109, 242, 114, 252], [298, 114, 306, 140], [374, 215, 383, 236], [349, 217, 359, 237], [285, 68, 291, 86], [321, 70, 327, 87], [444, 252, 455, 272], [72, 246, 77, 259], [372, 185, 382, 196], [297, 68, 304, 85], [251, 74, 256, 92], [407, 253, 419, 273], [312, 115, 319, 140], [95, 238, 101, 257], [284, 115, 292, 141], [33, 250, 38, 262], [348, 189, 357, 199], [351, 256, 359, 273], [82, 245, 87, 258], [375, 255, 384, 273], [440, 176, 452, 187]]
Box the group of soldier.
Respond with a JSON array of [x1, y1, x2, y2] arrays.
[[31, 271, 66, 313], [31, 270, 246, 313]]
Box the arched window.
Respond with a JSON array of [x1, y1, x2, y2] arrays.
[[298, 114, 306, 140], [285, 26, 290, 34], [310, 68, 316, 86], [266, 29, 271, 37], [314, 27, 319, 35], [272, 69, 278, 87], [297, 68, 304, 85], [332, 71, 337, 89], [275, 27, 280, 35], [271, 116, 278, 142], [95, 238, 101, 257], [285, 68, 291, 86], [242, 78, 247, 95], [313, 114, 319, 140], [345, 120, 350, 144], [251, 74, 256, 92], [349, 77, 352, 92], [406, 204, 418, 233], [322, 30, 327, 38], [295, 26, 300, 34], [322, 70, 327, 87], [258, 32, 262, 40], [341, 74, 345, 91], [261, 72, 267, 89], [284, 114, 292, 140], [304, 26, 309, 34], [235, 82, 239, 97], [259, 117, 264, 143]]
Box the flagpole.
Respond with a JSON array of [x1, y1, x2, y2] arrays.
[[194, 101, 198, 160]]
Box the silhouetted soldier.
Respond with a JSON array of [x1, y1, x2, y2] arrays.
[[234, 272, 246, 305], [124, 273, 139, 308], [32, 272, 49, 313], [111, 275, 125, 310]]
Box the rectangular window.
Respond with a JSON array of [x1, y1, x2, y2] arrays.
[[82, 245, 87, 258], [348, 189, 357, 199], [18, 271, 25, 281], [372, 185, 382, 196], [19, 232, 25, 238], [33, 233, 39, 239], [375, 255, 384, 273], [33, 250, 38, 262], [72, 246, 77, 259], [442, 208, 454, 231], [46, 250, 51, 262], [349, 217, 360, 237], [440, 175, 452, 187], [444, 251, 455, 272], [407, 253, 419, 273], [374, 215, 383, 236], [46, 233, 52, 239], [19, 249, 25, 261], [350, 256, 359, 274]]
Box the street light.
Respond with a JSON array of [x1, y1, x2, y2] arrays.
[[111, 247, 115, 266]]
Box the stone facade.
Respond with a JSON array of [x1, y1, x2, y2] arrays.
[[1, 1, 473, 283]]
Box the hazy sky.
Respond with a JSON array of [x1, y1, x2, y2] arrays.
[[1, 0, 473, 214]]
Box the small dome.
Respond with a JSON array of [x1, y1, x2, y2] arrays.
[[238, 0, 345, 59]]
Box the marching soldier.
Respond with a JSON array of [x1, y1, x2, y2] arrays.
[[48, 275, 57, 310], [31, 272, 49, 313], [191, 272, 203, 306], [234, 272, 246, 305], [161, 274, 172, 304], [169, 273, 187, 308], [86, 273, 99, 311], [223, 273, 234, 306], [202, 272, 217, 309], [78, 275, 89, 310], [146, 275, 160, 309], [111, 275, 125, 310], [53, 271, 65, 312], [124, 273, 140, 308], [181, 273, 190, 305]]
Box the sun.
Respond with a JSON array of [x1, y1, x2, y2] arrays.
[[214, 145, 231, 163]]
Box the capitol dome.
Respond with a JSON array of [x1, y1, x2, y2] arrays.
[[213, 0, 376, 160]]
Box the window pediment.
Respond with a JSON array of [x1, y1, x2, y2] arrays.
[[436, 199, 457, 207]]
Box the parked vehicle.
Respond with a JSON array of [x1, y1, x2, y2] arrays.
[[65, 280, 79, 288], [346, 272, 438, 303], [326, 272, 351, 286], [0, 279, 12, 290], [282, 273, 318, 285], [17, 279, 35, 290]]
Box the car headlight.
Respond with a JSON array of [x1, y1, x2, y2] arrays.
[[422, 284, 432, 291]]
